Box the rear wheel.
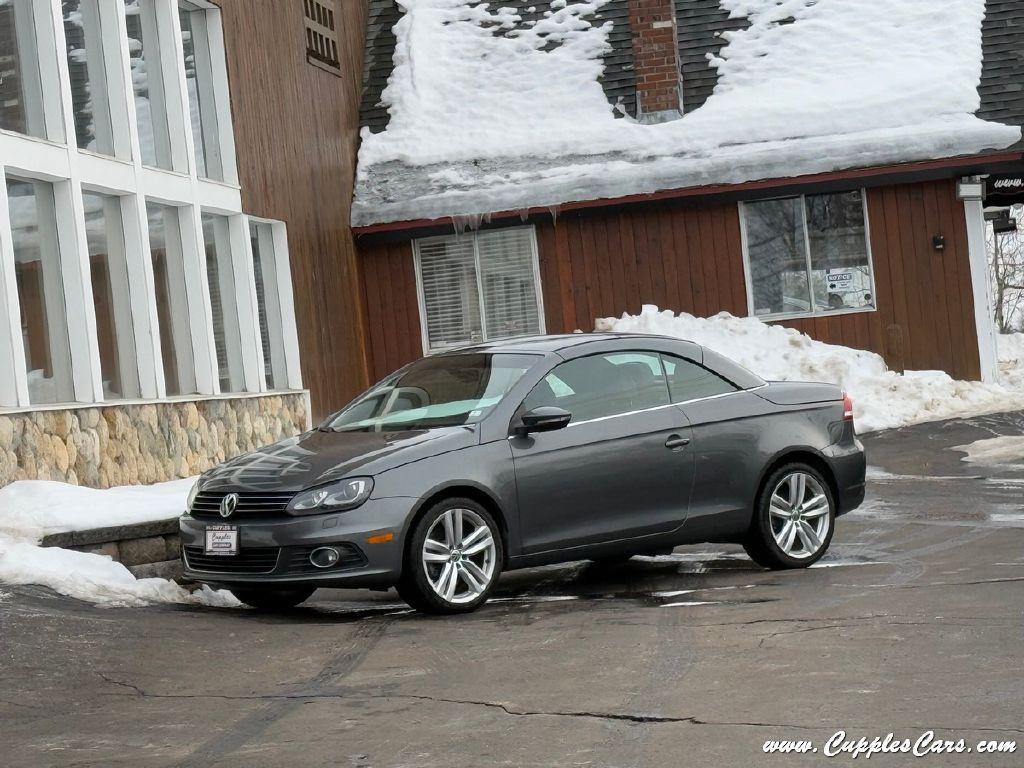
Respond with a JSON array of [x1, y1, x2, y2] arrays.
[[230, 587, 315, 611], [743, 463, 835, 569], [397, 498, 503, 614]]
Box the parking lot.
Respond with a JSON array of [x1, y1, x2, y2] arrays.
[[2, 412, 1023, 767]]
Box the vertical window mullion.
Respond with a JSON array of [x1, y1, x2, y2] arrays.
[[119, 193, 163, 398], [181, 204, 218, 394], [472, 234, 488, 342], [229, 212, 265, 392], [799, 194, 815, 316]]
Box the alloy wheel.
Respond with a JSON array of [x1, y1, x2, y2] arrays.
[[768, 472, 831, 559], [422, 507, 497, 604]]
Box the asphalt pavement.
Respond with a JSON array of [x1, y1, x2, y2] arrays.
[[2, 412, 1023, 767]]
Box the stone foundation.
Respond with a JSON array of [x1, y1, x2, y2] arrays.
[[0, 392, 310, 489]]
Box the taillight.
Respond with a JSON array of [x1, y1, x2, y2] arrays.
[[842, 392, 854, 422]]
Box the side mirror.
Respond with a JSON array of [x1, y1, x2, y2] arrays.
[[514, 406, 572, 436]]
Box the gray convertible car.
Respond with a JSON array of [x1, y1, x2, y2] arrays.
[[180, 334, 865, 613]]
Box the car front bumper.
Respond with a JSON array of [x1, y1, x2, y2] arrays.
[[178, 496, 417, 589]]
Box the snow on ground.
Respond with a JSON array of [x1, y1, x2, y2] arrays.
[[598, 306, 1024, 432], [997, 333, 1024, 390], [0, 477, 195, 543], [0, 478, 239, 609], [353, 0, 1020, 224], [953, 436, 1024, 465]]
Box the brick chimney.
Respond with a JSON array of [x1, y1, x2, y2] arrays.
[[627, 0, 683, 123]]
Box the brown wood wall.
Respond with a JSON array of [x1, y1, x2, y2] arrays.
[[215, 0, 370, 420], [358, 179, 981, 383]]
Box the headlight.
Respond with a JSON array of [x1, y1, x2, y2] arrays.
[[185, 479, 201, 514], [288, 477, 374, 515]]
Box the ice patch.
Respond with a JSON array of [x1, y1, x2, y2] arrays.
[[661, 600, 721, 608], [598, 306, 1024, 432], [953, 436, 1024, 465]]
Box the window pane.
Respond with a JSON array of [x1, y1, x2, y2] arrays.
[[8, 179, 75, 404], [83, 192, 139, 400], [661, 354, 737, 403], [178, 2, 221, 179], [63, 0, 116, 154], [522, 352, 669, 423], [476, 229, 541, 341], [806, 191, 874, 311], [202, 212, 243, 392], [744, 198, 810, 316], [0, 1, 51, 139], [147, 202, 195, 396], [417, 237, 481, 350], [125, 0, 172, 168]]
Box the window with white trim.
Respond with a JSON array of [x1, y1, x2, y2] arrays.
[[83, 190, 140, 400], [0, 0, 63, 141], [178, 1, 222, 179], [741, 190, 875, 319], [63, 0, 130, 157], [414, 227, 544, 352], [0, 2, 301, 411]]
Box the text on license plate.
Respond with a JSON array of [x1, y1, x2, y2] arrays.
[[204, 524, 238, 556]]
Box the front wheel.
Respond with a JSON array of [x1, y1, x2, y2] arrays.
[[230, 587, 315, 611], [743, 464, 835, 569], [397, 498, 503, 614]]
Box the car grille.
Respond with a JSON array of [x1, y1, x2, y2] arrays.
[[284, 544, 368, 575], [189, 491, 296, 521], [182, 546, 280, 574]]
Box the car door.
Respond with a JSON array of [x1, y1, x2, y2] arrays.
[[663, 353, 768, 533], [510, 351, 695, 554]]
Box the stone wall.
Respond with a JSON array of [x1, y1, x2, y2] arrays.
[[0, 392, 310, 489]]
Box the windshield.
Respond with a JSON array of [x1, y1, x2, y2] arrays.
[[322, 353, 538, 432]]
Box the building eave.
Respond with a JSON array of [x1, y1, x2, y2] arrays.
[[352, 150, 1024, 239]]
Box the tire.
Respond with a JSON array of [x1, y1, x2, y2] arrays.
[[743, 463, 835, 570], [230, 587, 315, 611], [396, 497, 504, 614]]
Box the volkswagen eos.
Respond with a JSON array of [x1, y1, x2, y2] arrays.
[[180, 334, 866, 613]]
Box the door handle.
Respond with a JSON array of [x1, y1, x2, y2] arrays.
[[665, 435, 691, 450]]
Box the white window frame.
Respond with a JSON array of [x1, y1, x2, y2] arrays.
[[412, 225, 546, 355], [0, 0, 298, 412], [738, 189, 878, 322]]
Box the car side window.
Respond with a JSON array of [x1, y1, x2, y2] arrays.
[[521, 352, 670, 423], [661, 354, 738, 403]]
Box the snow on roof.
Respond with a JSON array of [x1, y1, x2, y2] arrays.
[[352, 0, 1022, 227]]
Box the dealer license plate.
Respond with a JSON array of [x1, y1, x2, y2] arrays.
[[204, 524, 238, 556]]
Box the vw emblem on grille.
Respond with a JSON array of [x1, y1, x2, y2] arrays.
[[219, 493, 239, 519]]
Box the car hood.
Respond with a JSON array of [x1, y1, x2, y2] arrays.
[[200, 426, 479, 492]]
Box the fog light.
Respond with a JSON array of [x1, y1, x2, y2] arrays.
[[310, 547, 341, 569]]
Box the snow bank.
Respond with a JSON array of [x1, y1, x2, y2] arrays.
[[0, 478, 238, 609], [354, 0, 1020, 224], [597, 306, 1024, 432], [0, 477, 195, 543], [0, 538, 238, 608]]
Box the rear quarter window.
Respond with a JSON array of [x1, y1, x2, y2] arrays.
[[661, 354, 739, 403]]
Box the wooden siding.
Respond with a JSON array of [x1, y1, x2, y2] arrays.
[[357, 179, 981, 382], [215, 0, 370, 420]]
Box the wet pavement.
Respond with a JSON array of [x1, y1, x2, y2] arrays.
[[2, 413, 1023, 767]]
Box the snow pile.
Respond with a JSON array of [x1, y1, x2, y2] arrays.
[[0, 478, 239, 609], [0, 538, 239, 608], [354, 0, 1020, 224], [997, 333, 1024, 390], [597, 306, 1024, 432], [954, 435, 1024, 465], [0, 477, 195, 543]]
